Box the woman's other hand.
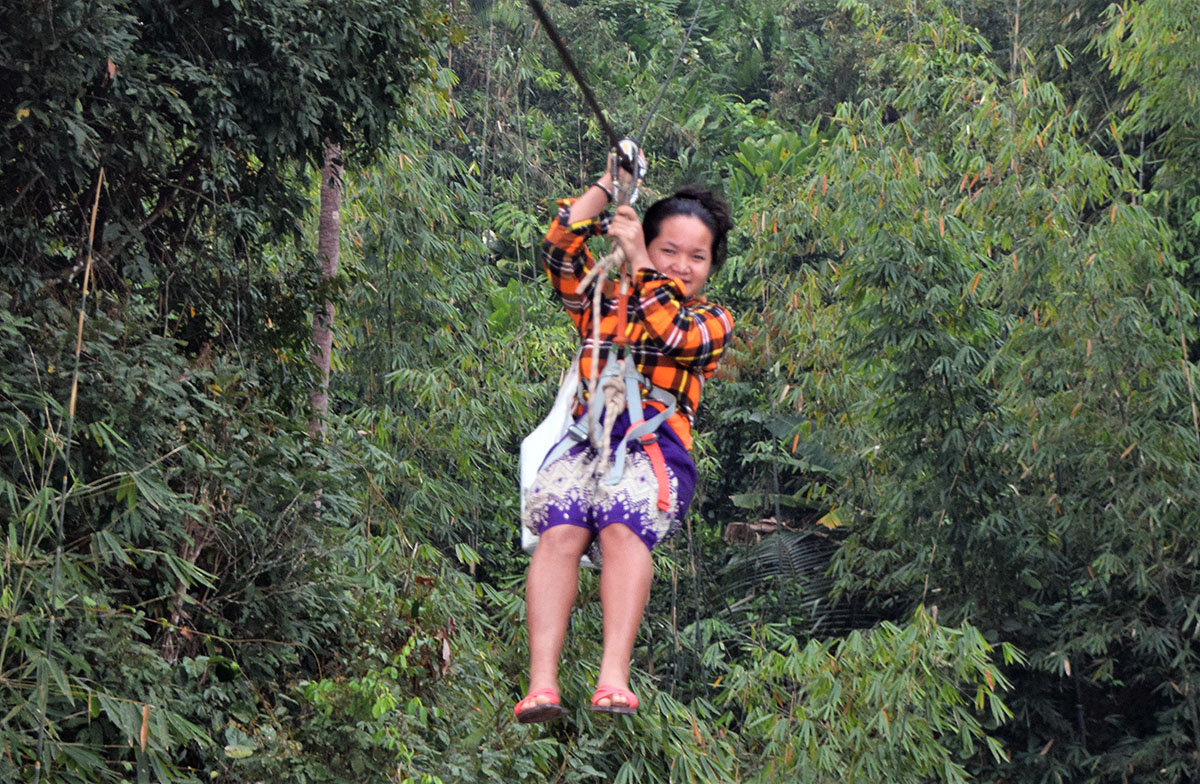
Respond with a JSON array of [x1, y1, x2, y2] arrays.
[[605, 141, 645, 190], [608, 205, 653, 274]]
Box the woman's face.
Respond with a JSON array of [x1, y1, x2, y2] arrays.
[[646, 214, 714, 298]]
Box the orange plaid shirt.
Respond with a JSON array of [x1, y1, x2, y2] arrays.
[[542, 199, 734, 449]]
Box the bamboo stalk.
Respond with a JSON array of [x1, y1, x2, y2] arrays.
[[1182, 324, 1200, 450], [34, 166, 104, 784]]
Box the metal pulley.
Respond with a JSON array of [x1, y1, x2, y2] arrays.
[[609, 137, 647, 206]]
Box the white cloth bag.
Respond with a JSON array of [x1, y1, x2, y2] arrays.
[[519, 355, 581, 555]]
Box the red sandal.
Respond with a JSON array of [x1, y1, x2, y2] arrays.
[[589, 684, 638, 716], [514, 687, 566, 724]]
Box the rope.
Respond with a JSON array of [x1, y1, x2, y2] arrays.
[[595, 366, 625, 468], [579, 246, 630, 476]]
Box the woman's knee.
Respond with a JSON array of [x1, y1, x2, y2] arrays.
[[535, 524, 592, 558], [598, 522, 650, 552]]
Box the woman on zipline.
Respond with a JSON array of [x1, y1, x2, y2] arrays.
[[515, 149, 734, 722]]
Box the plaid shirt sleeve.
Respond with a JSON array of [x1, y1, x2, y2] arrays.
[[634, 269, 734, 378], [542, 199, 613, 328]]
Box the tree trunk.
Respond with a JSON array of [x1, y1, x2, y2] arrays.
[[310, 142, 342, 437]]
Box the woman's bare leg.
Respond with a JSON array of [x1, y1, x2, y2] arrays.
[[594, 523, 653, 708], [519, 524, 592, 712]]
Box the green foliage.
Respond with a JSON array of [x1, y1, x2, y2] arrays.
[[1099, 0, 1200, 177], [719, 607, 1019, 783], [1098, 0, 1200, 330], [742, 2, 1200, 780], [334, 74, 573, 575], [8, 0, 1200, 781], [0, 1, 450, 780], [0, 293, 362, 781], [0, 0, 449, 347]]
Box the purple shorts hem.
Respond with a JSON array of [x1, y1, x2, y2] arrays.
[[540, 518, 659, 552]]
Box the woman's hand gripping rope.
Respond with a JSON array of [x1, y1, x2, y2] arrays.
[[577, 137, 649, 292], [576, 139, 648, 468]]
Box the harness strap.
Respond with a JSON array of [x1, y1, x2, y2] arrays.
[[614, 275, 630, 348], [547, 357, 630, 469], [643, 440, 673, 513], [604, 363, 676, 513], [586, 357, 623, 448], [542, 418, 589, 469]]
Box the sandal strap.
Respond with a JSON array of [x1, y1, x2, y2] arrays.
[[591, 684, 638, 709], [514, 687, 561, 716]]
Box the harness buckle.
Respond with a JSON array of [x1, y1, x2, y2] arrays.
[[638, 432, 658, 446]]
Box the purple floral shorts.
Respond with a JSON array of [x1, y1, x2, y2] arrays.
[[522, 409, 697, 564]]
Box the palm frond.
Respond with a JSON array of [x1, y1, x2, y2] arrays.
[[717, 526, 874, 637]]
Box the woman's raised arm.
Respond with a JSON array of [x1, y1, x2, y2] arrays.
[[567, 171, 615, 224]]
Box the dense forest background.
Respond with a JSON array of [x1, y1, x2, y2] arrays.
[[3, 0, 1199, 781]]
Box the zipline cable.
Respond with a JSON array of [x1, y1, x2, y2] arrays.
[[526, 0, 626, 162], [528, 0, 705, 157]]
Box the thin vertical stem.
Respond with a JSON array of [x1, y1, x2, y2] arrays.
[[1182, 324, 1200, 451], [670, 538, 680, 693], [1010, 0, 1021, 77], [34, 166, 105, 784], [687, 513, 703, 685], [481, 1, 495, 217]]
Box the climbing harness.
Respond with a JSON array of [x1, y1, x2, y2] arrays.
[[519, 0, 704, 558]]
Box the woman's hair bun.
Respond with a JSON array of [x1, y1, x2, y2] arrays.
[[672, 185, 734, 236]]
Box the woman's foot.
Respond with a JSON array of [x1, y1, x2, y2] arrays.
[[514, 687, 566, 723], [590, 684, 638, 715]]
